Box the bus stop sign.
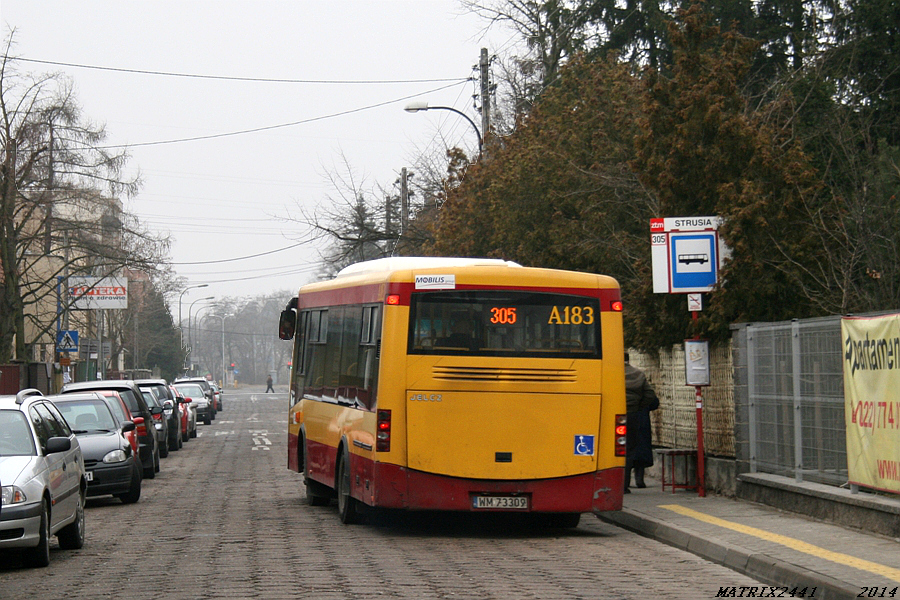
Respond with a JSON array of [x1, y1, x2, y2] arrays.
[[651, 217, 727, 294]]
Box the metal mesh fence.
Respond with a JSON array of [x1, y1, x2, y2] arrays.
[[747, 317, 847, 485]]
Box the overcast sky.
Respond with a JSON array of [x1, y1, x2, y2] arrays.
[[2, 1, 512, 311]]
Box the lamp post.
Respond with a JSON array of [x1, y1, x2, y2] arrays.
[[187, 297, 215, 373], [207, 314, 233, 388], [178, 284, 209, 349], [404, 101, 483, 156]]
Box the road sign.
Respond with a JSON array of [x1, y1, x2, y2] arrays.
[[688, 293, 702, 311], [651, 216, 728, 294], [56, 330, 79, 352]]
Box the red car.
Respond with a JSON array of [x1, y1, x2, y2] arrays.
[[170, 385, 197, 440], [96, 390, 139, 457]]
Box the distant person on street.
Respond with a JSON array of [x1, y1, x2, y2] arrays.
[[265, 374, 274, 393], [624, 353, 659, 493]]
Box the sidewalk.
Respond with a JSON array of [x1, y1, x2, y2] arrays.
[[596, 474, 900, 600]]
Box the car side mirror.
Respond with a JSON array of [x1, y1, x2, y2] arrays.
[[121, 421, 136, 433], [133, 416, 145, 425], [46, 436, 72, 454], [163, 400, 174, 409], [150, 406, 164, 416]]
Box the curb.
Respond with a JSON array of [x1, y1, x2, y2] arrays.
[[597, 509, 861, 600]]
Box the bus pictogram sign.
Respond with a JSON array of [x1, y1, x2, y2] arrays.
[[651, 216, 728, 294]]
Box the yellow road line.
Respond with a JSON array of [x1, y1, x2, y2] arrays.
[[660, 504, 900, 583]]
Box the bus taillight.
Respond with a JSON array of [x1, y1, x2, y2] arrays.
[[611, 300, 623, 311], [376, 409, 392, 451], [615, 414, 627, 456], [385, 294, 400, 305]]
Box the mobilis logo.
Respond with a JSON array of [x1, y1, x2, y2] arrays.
[[414, 275, 455, 290]]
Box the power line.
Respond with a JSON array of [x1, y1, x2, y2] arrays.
[[6, 56, 469, 85], [96, 81, 469, 149], [169, 241, 307, 265]]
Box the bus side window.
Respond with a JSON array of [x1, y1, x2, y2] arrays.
[[358, 305, 381, 408]]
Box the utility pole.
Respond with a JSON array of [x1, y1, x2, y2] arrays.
[[400, 167, 409, 235], [479, 48, 491, 148]]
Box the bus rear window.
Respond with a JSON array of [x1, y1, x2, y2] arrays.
[[408, 291, 600, 358]]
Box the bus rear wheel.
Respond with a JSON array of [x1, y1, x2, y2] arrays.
[[336, 453, 360, 524], [535, 512, 582, 528]]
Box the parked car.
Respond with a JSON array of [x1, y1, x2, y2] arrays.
[[0, 389, 86, 567], [173, 382, 212, 425], [170, 385, 196, 441], [136, 379, 182, 452], [210, 382, 223, 412], [174, 377, 216, 420], [60, 380, 160, 479], [48, 393, 141, 504], [140, 388, 170, 459]]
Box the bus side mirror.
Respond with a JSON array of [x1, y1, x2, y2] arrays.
[[279, 307, 296, 340]]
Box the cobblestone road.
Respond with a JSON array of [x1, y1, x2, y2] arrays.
[[1, 388, 763, 599]]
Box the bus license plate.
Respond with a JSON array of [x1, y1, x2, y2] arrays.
[[85, 471, 93, 482], [472, 496, 528, 510]]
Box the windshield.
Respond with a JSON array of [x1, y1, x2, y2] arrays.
[[56, 400, 118, 433], [408, 291, 601, 358], [174, 384, 205, 400], [142, 390, 160, 408], [0, 410, 37, 456]]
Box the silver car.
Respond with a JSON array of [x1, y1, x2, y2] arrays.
[[0, 389, 87, 567]]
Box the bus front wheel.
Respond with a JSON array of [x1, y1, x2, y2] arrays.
[[302, 439, 330, 507], [336, 452, 360, 524]]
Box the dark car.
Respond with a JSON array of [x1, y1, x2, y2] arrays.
[[210, 382, 223, 412], [136, 379, 182, 452], [174, 377, 216, 420], [60, 380, 160, 479], [139, 388, 170, 459], [48, 393, 141, 504]]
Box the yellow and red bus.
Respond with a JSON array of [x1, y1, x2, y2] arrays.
[[279, 257, 627, 525]]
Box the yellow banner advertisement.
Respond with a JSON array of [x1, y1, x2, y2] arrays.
[[841, 314, 900, 494]]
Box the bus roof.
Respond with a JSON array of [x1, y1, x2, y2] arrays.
[[335, 257, 522, 278]]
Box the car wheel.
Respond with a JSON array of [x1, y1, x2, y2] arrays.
[[159, 436, 169, 458], [191, 426, 198, 438], [203, 414, 211, 425], [116, 464, 142, 504], [144, 445, 158, 479], [24, 499, 51, 567], [154, 444, 161, 472], [302, 439, 330, 507], [57, 487, 86, 550], [336, 451, 360, 524]]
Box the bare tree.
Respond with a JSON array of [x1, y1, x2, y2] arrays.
[[0, 34, 163, 363]]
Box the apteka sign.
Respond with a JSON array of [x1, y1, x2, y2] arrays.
[[69, 277, 128, 310]]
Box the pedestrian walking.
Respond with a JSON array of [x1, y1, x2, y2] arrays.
[[624, 353, 659, 493], [265, 374, 274, 393]]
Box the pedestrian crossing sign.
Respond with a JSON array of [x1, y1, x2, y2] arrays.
[[56, 330, 79, 352]]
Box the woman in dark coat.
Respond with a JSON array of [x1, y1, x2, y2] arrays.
[[624, 354, 659, 492]]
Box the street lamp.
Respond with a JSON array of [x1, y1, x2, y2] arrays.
[[178, 284, 209, 348], [187, 297, 215, 371], [206, 314, 233, 388], [404, 101, 483, 156]]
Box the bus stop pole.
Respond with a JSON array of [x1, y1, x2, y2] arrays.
[[691, 310, 706, 497]]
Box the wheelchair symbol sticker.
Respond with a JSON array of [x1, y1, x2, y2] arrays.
[[574, 435, 595, 456]]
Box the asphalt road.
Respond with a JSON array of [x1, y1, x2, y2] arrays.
[[1, 387, 765, 599]]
